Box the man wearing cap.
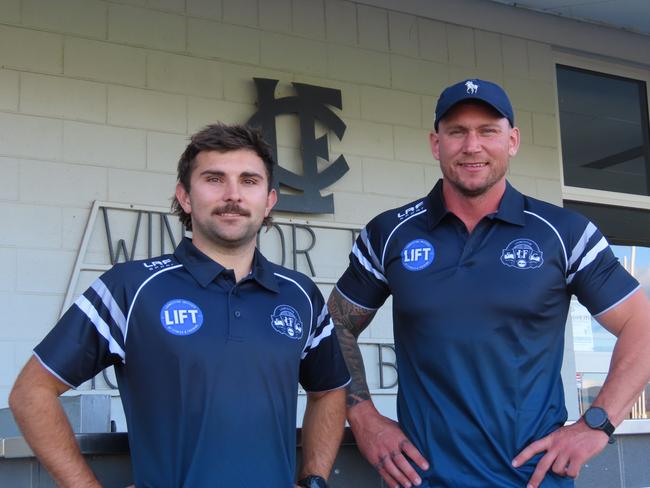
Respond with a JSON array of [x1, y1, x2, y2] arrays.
[[328, 79, 650, 487]]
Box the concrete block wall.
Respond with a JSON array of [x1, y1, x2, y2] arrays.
[[0, 0, 566, 409]]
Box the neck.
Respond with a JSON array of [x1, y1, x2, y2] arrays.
[[191, 235, 256, 282], [442, 179, 506, 233]]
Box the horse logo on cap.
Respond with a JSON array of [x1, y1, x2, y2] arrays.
[[465, 80, 479, 94]]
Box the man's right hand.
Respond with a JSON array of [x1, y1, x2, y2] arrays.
[[349, 401, 429, 488]]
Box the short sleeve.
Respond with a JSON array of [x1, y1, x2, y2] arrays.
[[336, 225, 391, 310], [299, 288, 350, 392], [566, 220, 640, 316], [34, 270, 127, 388]]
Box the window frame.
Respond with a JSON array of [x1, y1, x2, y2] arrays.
[[555, 51, 650, 427], [555, 51, 650, 210]]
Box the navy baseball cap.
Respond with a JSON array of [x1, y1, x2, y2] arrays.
[[434, 79, 514, 131]]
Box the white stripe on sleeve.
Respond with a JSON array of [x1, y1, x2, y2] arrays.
[[310, 319, 334, 348], [74, 295, 126, 362], [568, 222, 597, 270], [91, 278, 127, 336], [360, 228, 384, 274], [352, 242, 388, 283], [566, 236, 609, 285]]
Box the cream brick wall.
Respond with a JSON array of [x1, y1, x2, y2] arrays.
[[0, 0, 20, 24], [293, 0, 326, 40], [108, 4, 185, 51], [188, 18, 260, 64], [0, 157, 19, 201], [0, 26, 63, 74], [187, 0, 221, 20], [324, 0, 357, 45], [147, 52, 224, 98], [63, 121, 147, 169], [259, 0, 291, 33], [20, 73, 107, 123], [64, 38, 147, 87], [0, 69, 19, 111], [22, 0, 107, 38], [19, 160, 108, 206], [107, 86, 186, 132], [0, 0, 633, 417], [0, 113, 63, 160], [388, 12, 418, 57]]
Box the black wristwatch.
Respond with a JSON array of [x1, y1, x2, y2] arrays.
[[297, 475, 328, 488], [583, 406, 616, 444]]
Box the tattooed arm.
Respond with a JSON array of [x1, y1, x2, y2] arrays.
[[328, 289, 429, 488], [326, 287, 376, 407]]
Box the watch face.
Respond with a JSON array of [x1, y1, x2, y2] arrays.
[[299, 476, 327, 488], [585, 407, 607, 428]]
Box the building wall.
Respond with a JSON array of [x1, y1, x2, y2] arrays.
[[0, 0, 642, 420]]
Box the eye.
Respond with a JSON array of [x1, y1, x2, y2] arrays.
[[243, 178, 258, 185]]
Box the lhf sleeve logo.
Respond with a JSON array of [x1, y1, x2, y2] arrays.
[[247, 78, 350, 214]]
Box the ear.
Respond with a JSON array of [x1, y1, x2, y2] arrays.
[[508, 126, 521, 157], [265, 188, 278, 217], [429, 131, 441, 161], [175, 182, 192, 214]]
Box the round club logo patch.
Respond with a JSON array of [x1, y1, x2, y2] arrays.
[[160, 299, 204, 336], [500, 238, 544, 270], [401, 239, 435, 271], [271, 305, 303, 340]]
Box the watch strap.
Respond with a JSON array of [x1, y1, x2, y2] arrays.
[[297, 475, 328, 488]]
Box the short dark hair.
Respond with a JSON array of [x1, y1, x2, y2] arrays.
[[172, 123, 276, 231]]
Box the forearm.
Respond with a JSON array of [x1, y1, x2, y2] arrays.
[[327, 289, 377, 409], [299, 389, 346, 479], [593, 322, 650, 425], [9, 359, 100, 487], [591, 291, 650, 425]]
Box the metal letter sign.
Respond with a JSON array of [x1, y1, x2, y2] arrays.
[[247, 78, 349, 214]]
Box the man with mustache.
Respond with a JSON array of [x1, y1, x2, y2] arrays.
[[328, 79, 650, 488], [10, 123, 350, 488]]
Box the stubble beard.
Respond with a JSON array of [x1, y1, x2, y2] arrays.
[[444, 161, 507, 199]]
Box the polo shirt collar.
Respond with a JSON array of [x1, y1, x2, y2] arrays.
[[493, 181, 526, 226], [250, 249, 280, 293], [425, 179, 450, 229], [426, 179, 525, 229], [174, 237, 280, 292]]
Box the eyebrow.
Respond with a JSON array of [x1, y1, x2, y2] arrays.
[[444, 122, 502, 131], [199, 170, 265, 179]]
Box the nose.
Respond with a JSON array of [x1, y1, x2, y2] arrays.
[[223, 179, 242, 201], [462, 130, 481, 154]]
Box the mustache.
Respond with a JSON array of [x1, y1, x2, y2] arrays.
[[212, 203, 251, 217]]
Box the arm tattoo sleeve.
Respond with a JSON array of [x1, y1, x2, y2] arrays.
[[327, 289, 378, 408]]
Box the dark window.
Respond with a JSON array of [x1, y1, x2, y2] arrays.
[[564, 200, 650, 247], [557, 65, 650, 195]]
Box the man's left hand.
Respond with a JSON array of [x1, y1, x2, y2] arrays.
[[511, 420, 610, 488]]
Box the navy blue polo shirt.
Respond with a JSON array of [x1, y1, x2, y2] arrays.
[[35, 237, 350, 487], [337, 180, 639, 488]]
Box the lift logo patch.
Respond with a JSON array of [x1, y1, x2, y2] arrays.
[[160, 299, 204, 336], [401, 239, 435, 271], [500, 239, 544, 270], [271, 305, 303, 339]]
